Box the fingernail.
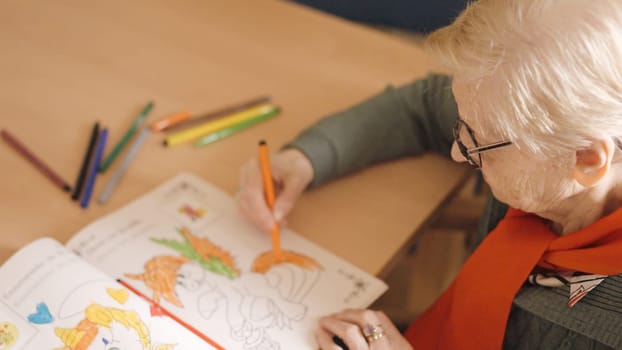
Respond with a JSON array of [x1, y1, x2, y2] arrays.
[[274, 210, 283, 222]]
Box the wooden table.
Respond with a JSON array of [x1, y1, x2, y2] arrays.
[[0, 0, 469, 277]]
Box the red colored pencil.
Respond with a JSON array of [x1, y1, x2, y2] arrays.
[[1, 129, 71, 192], [117, 279, 225, 350]]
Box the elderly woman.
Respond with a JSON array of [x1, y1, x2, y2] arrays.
[[237, 1, 622, 349]]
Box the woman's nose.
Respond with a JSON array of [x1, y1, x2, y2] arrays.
[[451, 141, 467, 163]]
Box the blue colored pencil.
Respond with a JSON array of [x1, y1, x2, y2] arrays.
[[80, 128, 108, 208]]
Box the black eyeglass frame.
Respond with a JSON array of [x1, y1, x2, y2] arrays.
[[453, 119, 513, 169]]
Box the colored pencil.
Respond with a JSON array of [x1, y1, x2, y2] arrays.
[[71, 122, 100, 200], [164, 104, 277, 147], [117, 279, 225, 350], [80, 128, 108, 208], [1, 129, 71, 192], [194, 107, 280, 147], [164, 95, 271, 133], [98, 128, 150, 204], [258, 140, 281, 259], [99, 101, 154, 172], [150, 111, 191, 132]]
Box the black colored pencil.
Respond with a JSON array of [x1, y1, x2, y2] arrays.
[[71, 122, 100, 200]]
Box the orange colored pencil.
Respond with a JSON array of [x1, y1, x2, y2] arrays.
[[150, 111, 191, 132], [258, 140, 281, 259], [116, 279, 225, 350]]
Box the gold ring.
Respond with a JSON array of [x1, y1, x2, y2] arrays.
[[365, 332, 386, 343], [362, 324, 385, 344]]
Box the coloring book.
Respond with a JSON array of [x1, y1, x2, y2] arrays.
[[0, 173, 387, 349]]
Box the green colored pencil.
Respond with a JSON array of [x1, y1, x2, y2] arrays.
[[194, 107, 280, 147], [99, 101, 154, 172]]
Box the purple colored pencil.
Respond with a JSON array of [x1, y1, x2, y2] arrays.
[[1, 129, 71, 192]]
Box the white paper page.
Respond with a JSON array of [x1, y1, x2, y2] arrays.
[[0, 238, 218, 349], [66, 173, 388, 350]]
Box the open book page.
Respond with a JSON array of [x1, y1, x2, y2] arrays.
[[66, 173, 388, 350], [0, 238, 217, 349]]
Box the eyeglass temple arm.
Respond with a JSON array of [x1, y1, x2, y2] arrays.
[[467, 140, 513, 154]]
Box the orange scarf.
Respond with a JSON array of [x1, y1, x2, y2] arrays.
[[404, 207, 622, 350]]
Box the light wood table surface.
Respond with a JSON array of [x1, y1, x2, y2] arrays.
[[0, 0, 469, 277]]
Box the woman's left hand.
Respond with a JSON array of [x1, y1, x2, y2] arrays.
[[315, 309, 413, 350]]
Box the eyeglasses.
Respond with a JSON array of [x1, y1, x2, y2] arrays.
[[453, 119, 513, 169]]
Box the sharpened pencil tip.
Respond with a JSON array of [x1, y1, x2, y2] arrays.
[[64, 184, 72, 192], [259, 140, 266, 146]]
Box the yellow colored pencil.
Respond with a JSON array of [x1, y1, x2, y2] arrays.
[[164, 104, 277, 147]]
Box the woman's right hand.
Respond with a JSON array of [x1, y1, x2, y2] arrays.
[[237, 148, 314, 233]]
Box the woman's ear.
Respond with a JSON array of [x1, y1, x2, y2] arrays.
[[573, 139, 615, 187]]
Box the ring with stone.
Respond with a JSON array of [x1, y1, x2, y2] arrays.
[[362, 324, 385, 343]]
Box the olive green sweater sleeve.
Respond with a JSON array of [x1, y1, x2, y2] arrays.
[[286, 74, 458, 187]]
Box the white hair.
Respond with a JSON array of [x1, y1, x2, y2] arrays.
[[426, 0, 622, 157]]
